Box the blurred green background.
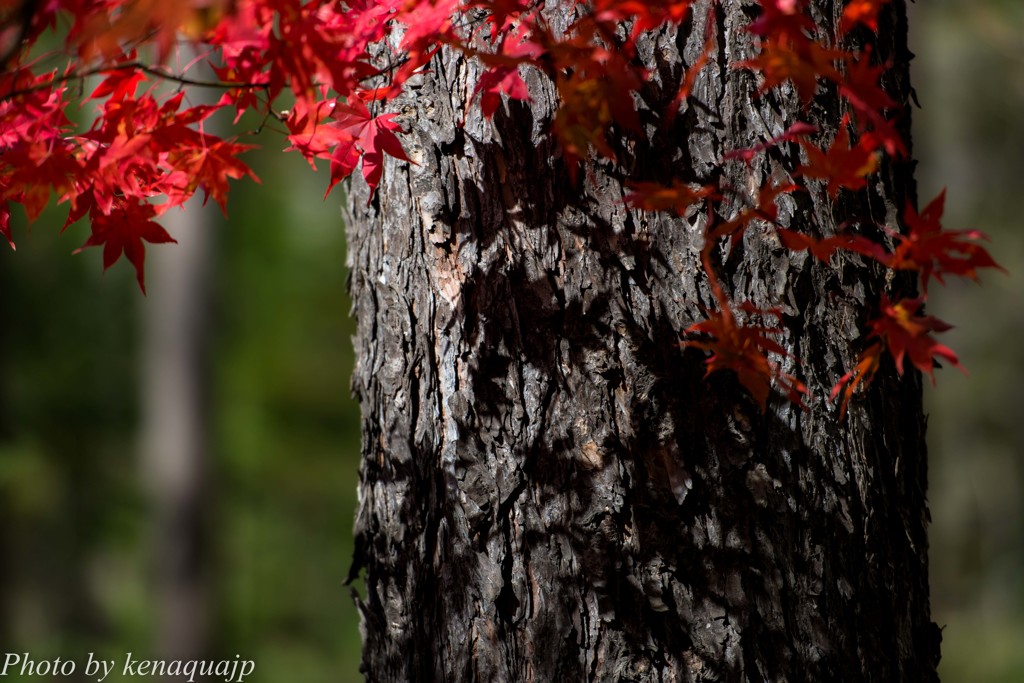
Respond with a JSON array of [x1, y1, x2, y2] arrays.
[[911, 2, 1024, 681], [0, 2, 1021, 681], [0, 101, 364, 679]]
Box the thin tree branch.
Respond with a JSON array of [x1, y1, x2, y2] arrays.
[[1, 60, 269, 101]]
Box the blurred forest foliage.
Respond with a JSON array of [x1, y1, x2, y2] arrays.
[[910, 1, 1024, 681], [0, 2, 1020, 681], [0, 118, 364, 679]]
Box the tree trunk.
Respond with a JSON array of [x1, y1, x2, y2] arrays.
[[346, 1, 941, 681], [140, 189, 214, 666], [139, 60, 216, 668]]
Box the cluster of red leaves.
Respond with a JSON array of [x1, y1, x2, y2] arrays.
[[0, 0, 696, 282], [619, 0, 1002, 414], [0, 0, 1003, 414], [0, 0, 426, 288], [829, 295, 962, 417], [282, 92, 410, 198], [824, 193, 1004, 415]]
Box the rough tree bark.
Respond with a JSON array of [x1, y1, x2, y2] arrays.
[[346, 1, 941, 680]]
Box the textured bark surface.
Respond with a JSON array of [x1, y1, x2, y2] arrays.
[[346, 1, 941, 680]]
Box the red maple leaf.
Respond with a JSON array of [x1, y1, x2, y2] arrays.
[[284, 96, 346, 166], [592, 0, 695, 44], [473, 25, 542, 118], [740, 35, 843, 105], [0, 141, 81, 224], [77, 0, 229, 63], [88, 68, 146, 102], [868, 295, 963, 380], [685, 257, 807, 411], [684, 300, 807, 411], [830, 341, 882, 419], [746, 0, 814, 40], [209, 2, 274, 122], [472, 0, 533, 38], [837, 48, 896, 119], [172, 139, 259, 215], [881, 190, 1006, 290], [267, 0, 383, 102], [327, 96, 411, 197], [399, 0, 459, 58], [830, 294, 963, 417], [624, 180, 717, 216], [722, 122, 817, 166], [859, 115, 907, 158], [476, 65, 530, 119], [549, 40, 644, 167], [839, 0, 890, 36], [0, 71, 79, 234], [284, 94, 411, 197], [73, 199, 177, 294], [776, 228, 885, 263], [798, 115, 879, 197]]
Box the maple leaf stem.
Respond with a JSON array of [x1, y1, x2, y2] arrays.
[[0, 61, 269, 103], [248, 107, 285, 136]]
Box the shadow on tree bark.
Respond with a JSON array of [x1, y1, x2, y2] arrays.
[[345, 2, 941, 680]]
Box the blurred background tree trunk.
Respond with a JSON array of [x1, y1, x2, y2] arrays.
[[346, 1, 941, 680], [139, 56, 216, 667], [140, 193, 214, 665]]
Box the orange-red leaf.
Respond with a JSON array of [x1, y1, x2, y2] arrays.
[[684, 303, 807, 411], [624, 180, 717, 216], [830, 294, 961, 417], [776, 229, 885, 263], [883, 190, 1006, 290], [722, 122, 817, 167], [740, 35, 843, 105], [798, 116, 879, 197], [840, 0, 890, 36], [867, 295, 963, 380], [592, 0, 694, 38], [746, 0, 814, 40], [552, 65, 641, 166], [830, 341, 882, 419], [837, 48, 896, 118]]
